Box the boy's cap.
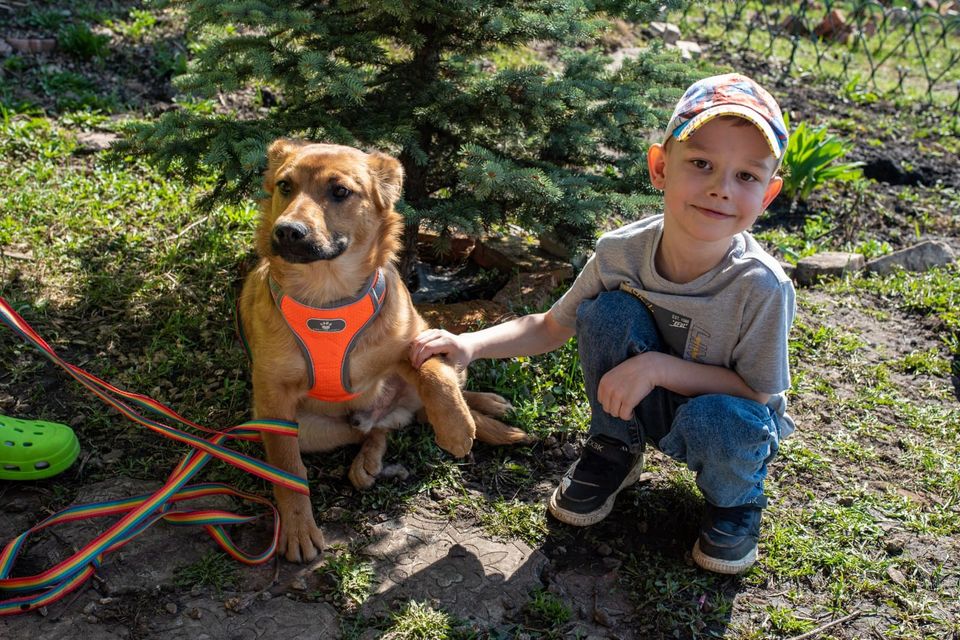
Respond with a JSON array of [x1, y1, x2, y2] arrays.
[[665, 73, 788, 159]]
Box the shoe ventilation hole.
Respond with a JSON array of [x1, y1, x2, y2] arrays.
[[35, 461, 50, 470], [3, 441, 14, 447], [23, 442, 33, 447], [4, 464, 20, 471]]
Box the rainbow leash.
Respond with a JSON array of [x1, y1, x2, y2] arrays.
[[0, 296, 309, 616]]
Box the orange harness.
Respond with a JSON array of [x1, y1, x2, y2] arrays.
[[269, 269, 387, 403]]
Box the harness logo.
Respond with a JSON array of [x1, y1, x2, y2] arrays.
[[307, 318, 346, 333]]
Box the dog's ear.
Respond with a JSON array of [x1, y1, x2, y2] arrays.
[[367, 152, 404, 211], [263, 138, 305, 192]]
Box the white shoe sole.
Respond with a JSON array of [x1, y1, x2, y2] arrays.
[[547, 454, 644, 527], [691, 539, 757, 574]]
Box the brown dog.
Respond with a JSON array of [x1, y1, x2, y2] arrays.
[[238, 140, 529, 562]]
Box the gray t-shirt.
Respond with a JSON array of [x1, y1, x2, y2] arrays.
[[550, 214, 795, 435]]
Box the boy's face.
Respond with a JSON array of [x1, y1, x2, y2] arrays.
[[648, 117, 783, 245]]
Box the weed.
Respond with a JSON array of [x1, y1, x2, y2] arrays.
[[317, 549, 377, 610], [383, 600, 455, 639], [781, 118, 864, 207], [173, 551, 238, 594], [524, 587, 571, 628], [58, 23, 111, 61], [477, 498, 548, 546]]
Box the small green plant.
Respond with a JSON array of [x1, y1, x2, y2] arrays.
[[317, 550, 376, 609], [525, 588, 571, 627], [173, 551, 239, 594], [58, 23, 111, 61], [781, 118, 864, 205], [384, 600, 455, 639]]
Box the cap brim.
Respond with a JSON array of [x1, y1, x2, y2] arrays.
[[672, 104, 783, 159]]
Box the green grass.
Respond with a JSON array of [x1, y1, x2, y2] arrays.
[[383, 601, 457, 640], [173, 551, 239, 594], [317, 548, 377, 610]]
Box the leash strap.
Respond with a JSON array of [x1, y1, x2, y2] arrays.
[[0, 297, 308, 616]]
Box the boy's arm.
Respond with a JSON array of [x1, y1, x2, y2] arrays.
[[598, 351, 770, 421], [410, 310, 575, 370]]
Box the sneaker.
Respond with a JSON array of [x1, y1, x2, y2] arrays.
[[548, 434, 644, 527], [692, 499, 766, 574]]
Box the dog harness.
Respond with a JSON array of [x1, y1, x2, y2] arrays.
[[269, 269, 388, 403]]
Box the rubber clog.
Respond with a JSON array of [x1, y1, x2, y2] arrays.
[[0, 415, 80, 480]]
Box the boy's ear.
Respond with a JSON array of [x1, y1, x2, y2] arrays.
[[647, 144, 667, 191], [762, 175, 783, 210]]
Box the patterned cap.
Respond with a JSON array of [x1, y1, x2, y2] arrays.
[[665, 73, 788, 159]]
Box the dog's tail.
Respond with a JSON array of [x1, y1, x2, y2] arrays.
[[464, 391, 535, 445]]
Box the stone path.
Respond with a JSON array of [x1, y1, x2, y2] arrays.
[[0, 477, 636, 639]]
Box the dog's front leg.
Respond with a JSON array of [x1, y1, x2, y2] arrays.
[[399, 358, 475, 457], [255, 389, 325, 563]]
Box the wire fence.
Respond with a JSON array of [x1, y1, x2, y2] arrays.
[[675, 0, 960, 113]]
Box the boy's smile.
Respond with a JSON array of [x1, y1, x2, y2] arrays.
[[648, 117, 783, 250]]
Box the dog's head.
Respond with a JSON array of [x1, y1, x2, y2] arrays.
[[257, 140, 404, 272]]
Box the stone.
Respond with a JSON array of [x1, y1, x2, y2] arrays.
[[674, 40, 702, 60], [75, 132, 120, 153], [492, 269, 573, 310], [814, 8, 852, 43], [863, 240, 955, 276], [360, 512, 549, 625], [471, 233, 571, 274], [416, 299, 511, 334], [649, 21, 681, 44], [793, 251, 864, 286]]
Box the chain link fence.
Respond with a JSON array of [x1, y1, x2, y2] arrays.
[[674, 1, 960, 113]]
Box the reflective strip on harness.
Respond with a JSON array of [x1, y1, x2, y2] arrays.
[[270, 269, 387, 403]]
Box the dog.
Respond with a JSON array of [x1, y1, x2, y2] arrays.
[[238, 139, 530, 563]]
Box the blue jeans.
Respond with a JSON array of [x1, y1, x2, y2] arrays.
[[576, 290, 782, 508]]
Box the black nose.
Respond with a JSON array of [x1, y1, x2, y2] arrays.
[[273, 221, 309, 245]]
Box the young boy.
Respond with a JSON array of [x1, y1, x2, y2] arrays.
[[410, 73, 795, 575]]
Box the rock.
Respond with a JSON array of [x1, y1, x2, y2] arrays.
[[864, 240, 955, 275], [674, 40, 702, 60], [793, 251, 864, 286], [6, 38, 57, 53], [561, 442, 578, 459], [471, 233, 571, 274], [418, 230, 476, 266], [416, 300, 511, 334], [75, 132, 120, 154], [0, 39, 12, 57], [360, 512, 548, 625], [649, 21, 681, 44], [814, 8, 852, 43], [492, 270, 573, 310]]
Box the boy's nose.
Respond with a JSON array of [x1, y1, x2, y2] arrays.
[[708, 173, 733, 199]]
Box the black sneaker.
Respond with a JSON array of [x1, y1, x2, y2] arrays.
[[692, 498, 766, 574], [547, 434, 644, 526]]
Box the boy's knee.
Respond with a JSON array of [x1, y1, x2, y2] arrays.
[[673, 394, 779, 458], [576, 290, 655, 344]]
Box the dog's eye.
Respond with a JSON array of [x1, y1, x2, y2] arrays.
[[331, 184, 351, 200], [276, 179, 292, 196]]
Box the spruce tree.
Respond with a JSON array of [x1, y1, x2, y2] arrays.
[[125, 0, 694, 284]]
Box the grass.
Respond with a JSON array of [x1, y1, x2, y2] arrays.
[[173, 551, 239, 594], [2, 3, 960, 639]]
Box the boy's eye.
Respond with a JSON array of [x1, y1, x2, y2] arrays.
[[691, 159, 710, 169], [738, 172, 759, 182]]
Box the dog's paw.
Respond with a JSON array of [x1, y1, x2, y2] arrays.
[[435, 431, 474, 458], [348, 450, 382, 490], [469, 392, 513, 418], [278, 514, 325, 563]]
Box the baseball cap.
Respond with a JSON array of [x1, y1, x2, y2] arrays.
[[664, 73, 788, 159]]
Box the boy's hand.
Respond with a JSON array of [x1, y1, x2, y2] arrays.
[[597, 353, 658, 421], [410, 329, 473, 370]]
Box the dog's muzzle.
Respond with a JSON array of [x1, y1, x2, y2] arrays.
[[271, 222, 348, 263]]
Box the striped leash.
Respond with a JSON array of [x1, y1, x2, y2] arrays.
[[0, 297, 307, 616]]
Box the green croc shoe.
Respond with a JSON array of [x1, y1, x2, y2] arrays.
[[0, 414, 80, 480]]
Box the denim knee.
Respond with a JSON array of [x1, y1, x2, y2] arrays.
[[658, 394, 781, 507], [576, 290, 662, 356]]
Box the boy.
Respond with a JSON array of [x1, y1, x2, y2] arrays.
[[410, 73, 795, 575]]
